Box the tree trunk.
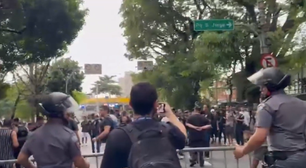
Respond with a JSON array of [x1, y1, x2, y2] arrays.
[[28, 64, 36, 121], [187, 80, 201, 110], [10, 94, 20, 119]]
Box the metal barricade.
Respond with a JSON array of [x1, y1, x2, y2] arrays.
[[180, 146, 252, 168], [0, 147, 254, 168]]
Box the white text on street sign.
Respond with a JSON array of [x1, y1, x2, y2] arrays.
[[194, 19, 234, 31]]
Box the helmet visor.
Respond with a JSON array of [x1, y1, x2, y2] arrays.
[[66, 96, 79, 113], [247, 69, 265, 85]]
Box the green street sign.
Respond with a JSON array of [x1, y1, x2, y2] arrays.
[[194, 19, 234, 31]]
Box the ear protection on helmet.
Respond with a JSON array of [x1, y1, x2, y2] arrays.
[[40, 96, 70, 118], [265, 74, 291, 92]]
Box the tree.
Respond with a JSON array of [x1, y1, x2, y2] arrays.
[[0, 0, 87, 72], [1, 0, 88, 119], [46, 58, 85, 95], [0, 81, 32, 120], [72, 90, 87, 104], [91, 75, 121, 96], [121, 0, 306, 106], [120, 0, 215, 109], [194, 0, 306, 102]]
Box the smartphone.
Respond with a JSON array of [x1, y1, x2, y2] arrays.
[[157, 103, 166, 113]]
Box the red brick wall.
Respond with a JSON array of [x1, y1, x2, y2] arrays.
[[213, 81, 237, 102]]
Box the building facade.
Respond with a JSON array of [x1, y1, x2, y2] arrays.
[[201, 81, 237, 103], [118, 71, 134, 97]]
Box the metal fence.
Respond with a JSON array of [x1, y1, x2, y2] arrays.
[[0, 146, 254, 168]]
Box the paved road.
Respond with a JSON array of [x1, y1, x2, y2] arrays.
[[80, 136, 252, 168]]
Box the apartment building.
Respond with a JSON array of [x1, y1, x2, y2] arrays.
[[118, 71, 134, 97]]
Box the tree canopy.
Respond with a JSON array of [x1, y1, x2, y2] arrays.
[[91, 75, 121, 96], [46, 57, 85, 95], [71, 90, 87, 104], [0, 0, 87, 72], [0, 0, 87, 119], [0, 81, 32, 120], [120, 0, 306, 108]]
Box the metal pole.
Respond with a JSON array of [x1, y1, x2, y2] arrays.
[[65, 69, 77, 94], [65, 78, 69, 94], [96, 84, 99, 112], [257, 0, 270, 54]]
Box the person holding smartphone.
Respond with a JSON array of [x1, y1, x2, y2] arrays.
[[101, 82, 187, 168]]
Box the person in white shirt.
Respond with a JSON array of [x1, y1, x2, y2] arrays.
[[161, 116, 179, 123]]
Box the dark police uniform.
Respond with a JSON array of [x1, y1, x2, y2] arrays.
[[248, 68, 306, 167], [20, 92, 82, 168]]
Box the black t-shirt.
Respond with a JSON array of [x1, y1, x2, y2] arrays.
[[67, 119, 78, 131], [217, 114, 226, 127], [99, 117, 113, 143], [187, 114, 210, 142], [236, 113, 244, 127], [100, 119, 186, 168]]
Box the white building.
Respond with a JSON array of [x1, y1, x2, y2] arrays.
[[118, 71, 134, 97]]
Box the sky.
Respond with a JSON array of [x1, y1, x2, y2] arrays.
[[64, 0, 137, 93]]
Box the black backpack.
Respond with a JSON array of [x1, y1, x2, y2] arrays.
[[17, 125, 28, 146], [120, 123, 181, 168]]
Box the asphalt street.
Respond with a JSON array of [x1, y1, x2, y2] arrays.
[[80, 135, 252, 168]]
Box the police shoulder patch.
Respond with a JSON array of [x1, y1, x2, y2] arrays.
[[71, 135, 78, 143], [257, 103, 265, 111]]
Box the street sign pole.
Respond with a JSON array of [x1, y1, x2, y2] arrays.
[[95, 84, 99, 112], [84, 64, 102, 113], [258, 0, 271, 55]]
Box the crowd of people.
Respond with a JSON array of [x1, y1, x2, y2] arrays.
[[0, 100, 258, 168], [79, 104, 257, 151], [1, 67, 306, 168]]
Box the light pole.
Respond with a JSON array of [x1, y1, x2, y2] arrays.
[[65, 69, 77, 94], [95, 84, 99, 112]]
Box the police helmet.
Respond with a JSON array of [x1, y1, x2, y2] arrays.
[[247, 67, 291, 91], [39, 92, 79, 118]]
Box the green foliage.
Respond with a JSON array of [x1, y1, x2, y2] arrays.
[[0, 99, 14, 117], [120, 0, 215, 109], [91, 75, 121, 96], [193, 0, 306, 101], [46, 57, 85, 95], [121, 0, 306, 105], [0, 0, 87, 72], [0, 82, 32, 119], [72, 90, 87, 104], [0, 81, 10, 100]]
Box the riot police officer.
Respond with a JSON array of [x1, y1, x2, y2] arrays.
[[234, 67, 306, 167], [16, 92, 90, 168]]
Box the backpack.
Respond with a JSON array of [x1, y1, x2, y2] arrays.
[[120, 123, 181, 168], [112, 120, 118, 128], [17, 125, 28, 146]]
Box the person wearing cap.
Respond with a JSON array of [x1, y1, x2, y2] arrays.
[[234, 67, 306, 167], [16, 92, 89, 168]]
